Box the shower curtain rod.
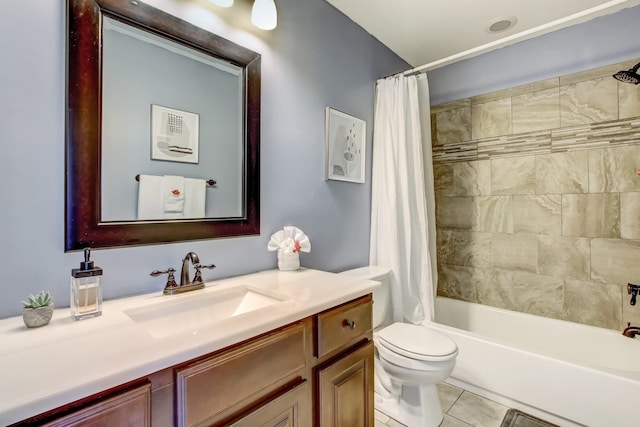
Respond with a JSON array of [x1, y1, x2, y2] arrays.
[[380, 68, 425, 80], [381, 45, 489, 80], [383, 0, 634, 81]]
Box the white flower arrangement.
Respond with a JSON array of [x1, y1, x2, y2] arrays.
[[267, 226, 311, 254], [268, 226, 311, 270]]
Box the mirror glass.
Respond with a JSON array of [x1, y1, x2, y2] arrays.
[[66, 0, 260, 251], [101, 17, 243, 221]]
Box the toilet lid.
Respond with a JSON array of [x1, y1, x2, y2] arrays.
[[377, 323, 458, 361]]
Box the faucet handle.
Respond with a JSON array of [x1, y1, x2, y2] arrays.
[[628, 283, 639, 305], [151, 268, 178, 290], [192, 263, 216, 285]]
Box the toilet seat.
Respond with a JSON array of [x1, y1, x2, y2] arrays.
[[377, 322, 458, 362]]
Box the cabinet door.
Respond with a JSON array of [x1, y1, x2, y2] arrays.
[[317, 341, 374, 427], [176, 322, 308, 427], [229, 381, 310, 427], [42, 383, 151, 427]]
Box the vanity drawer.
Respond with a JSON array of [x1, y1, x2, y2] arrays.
[[176, 321, 308, 427], [228, 380, 310, 426], [42, 383, 151, 427], [315, 294, 372, 358]]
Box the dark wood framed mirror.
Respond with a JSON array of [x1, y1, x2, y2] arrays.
[[66, 0, 260, 251]]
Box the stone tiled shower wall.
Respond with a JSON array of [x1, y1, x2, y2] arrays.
[[432, 59, 640, 330]]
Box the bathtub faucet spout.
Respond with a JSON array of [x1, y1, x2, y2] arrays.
[[622, 322, 640, 338]]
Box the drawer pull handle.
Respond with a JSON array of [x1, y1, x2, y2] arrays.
[[343, 319, 356, 330]]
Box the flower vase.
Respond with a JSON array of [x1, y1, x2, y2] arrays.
[[277, 250, 300, 271]]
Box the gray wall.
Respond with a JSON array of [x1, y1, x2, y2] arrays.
[[0, 0, 408, 319], [428, 5, 640, 106]]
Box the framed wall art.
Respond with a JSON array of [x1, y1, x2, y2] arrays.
[[151, 104, 199, 163], [325, 107, 366, 183]]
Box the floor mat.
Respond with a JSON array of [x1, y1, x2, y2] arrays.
[[500, 409, 559, 427]]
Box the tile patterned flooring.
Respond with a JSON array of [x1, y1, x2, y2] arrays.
[[375, 382, 510, 427]]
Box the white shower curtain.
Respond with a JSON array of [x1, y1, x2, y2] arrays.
[[369, 74, 436, 324]]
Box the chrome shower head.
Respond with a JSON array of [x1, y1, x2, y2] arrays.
[[613, 60, 640, 85]]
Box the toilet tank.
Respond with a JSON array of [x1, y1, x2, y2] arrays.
[[339, 266, 391, 328]]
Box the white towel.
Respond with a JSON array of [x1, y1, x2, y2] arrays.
[[183, 178, 206, 218], [137, 175, 164, 220], [137, 175, 204, 220], [162, 175, 185, 219]]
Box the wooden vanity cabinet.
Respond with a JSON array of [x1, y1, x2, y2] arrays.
[[313, 294, 374, 427], [173, 294, 374, 427], [317, 341, 374, 427], [227, 381, 310, 427], [175, 321, 311, 427], [21, 382, 151, 427], [14, 295, 374, 427]]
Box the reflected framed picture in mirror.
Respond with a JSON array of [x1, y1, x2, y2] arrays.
[[150, 105, 199, 164], [325, 107, 366, 183]]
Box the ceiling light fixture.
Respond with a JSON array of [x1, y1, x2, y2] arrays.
[[613, 60, 640, 85], [251, 0, 277, 30], [208, 0, 233, 7], [487, 16, 517, 33]]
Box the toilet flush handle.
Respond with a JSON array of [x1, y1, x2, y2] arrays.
[[343, 319, 356, 330]]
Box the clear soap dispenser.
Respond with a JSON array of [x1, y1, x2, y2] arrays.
[[70, 248, 103, 320]]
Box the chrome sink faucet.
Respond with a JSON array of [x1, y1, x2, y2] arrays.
[[150, 252, 216, 295], [181, 251, 200, 286]]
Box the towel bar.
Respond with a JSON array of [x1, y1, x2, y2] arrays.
[[135, 174, 217, 186]]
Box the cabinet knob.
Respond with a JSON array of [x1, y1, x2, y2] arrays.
[[343, 319, 356, 330]]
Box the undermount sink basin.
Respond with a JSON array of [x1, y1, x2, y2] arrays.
[[124, 285, 288, 338]]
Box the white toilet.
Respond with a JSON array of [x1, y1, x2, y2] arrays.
[[340, 266, 458, 427]]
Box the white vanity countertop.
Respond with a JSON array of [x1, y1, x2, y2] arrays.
[[0, 268, 379, 425]]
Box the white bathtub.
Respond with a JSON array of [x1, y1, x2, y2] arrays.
[[428, 297, 640, 427]]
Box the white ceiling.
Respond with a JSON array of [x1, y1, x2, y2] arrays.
[[325, 0, 640, 71]]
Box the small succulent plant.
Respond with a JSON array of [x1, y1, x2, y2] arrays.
[[22, 291, 53, 309]]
